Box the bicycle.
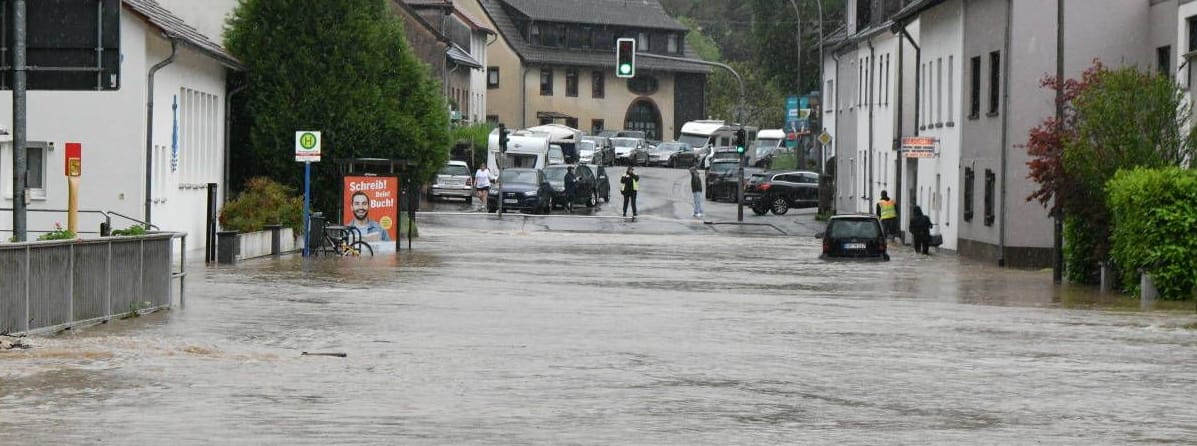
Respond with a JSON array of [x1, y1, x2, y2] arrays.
[[318, 225, 374, 257]]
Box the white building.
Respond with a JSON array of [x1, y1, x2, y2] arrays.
[[1, 0, 240, 253]]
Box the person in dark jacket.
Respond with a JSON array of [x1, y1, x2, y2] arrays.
[[909, 205, 933, 254], [563, 166, 577, 212], [620, 166, 639, 217], [689, 166, 704, 218]]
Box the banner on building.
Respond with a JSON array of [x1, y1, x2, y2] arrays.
[[342, 176, 399, 243], [901, 136, 939, 158]]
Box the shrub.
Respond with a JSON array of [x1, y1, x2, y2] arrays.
[[219, 177, 304, 234], [1106, 167, 1197, 300], [111, 225, 149, 236], [37, 223, 76, 241]]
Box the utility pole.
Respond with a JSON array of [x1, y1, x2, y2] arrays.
[[11, 0, 28, 241]]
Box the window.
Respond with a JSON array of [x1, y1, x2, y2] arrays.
[[884, 55, 890, 105], [667, 34, 679, 53], [487, 67, 499, 89], [988, 51, 1001, 116], [591, 119, 604, 134], [530, 24, 540, 43], [565, 69, 578, 97], [936, 57, 943, 125], [969, 56, 981, 119], [1158, 46, 1171, 76], [540, 68, 553, 96], [638, 32, 648, 51], [595, 28, 614, 49], [486, 114, 499, 124], [963, 167, 974, 222], [984, 168, 996, 226], [591, 71, 605, 98], [570, 26, 592, 49], [541, 24, 564, 47], [826, 79, 834, 113], [566, 117, 578, 129], [2, 141, 48, 200], [947, 55, 954, 124]]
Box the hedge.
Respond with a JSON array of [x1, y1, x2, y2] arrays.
[[1106, 167, 1197, 300]]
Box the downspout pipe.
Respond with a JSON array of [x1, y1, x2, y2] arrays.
[[896, 22, 921, 237], [866, 39, 875, 208], [998, 0, 1013, 266], [145, 37, 178, 225], [832, 51, 841, 211]]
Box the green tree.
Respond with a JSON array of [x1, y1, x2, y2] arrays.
[[1026, 62, 1196, 283], [224, 0, 449, 216]]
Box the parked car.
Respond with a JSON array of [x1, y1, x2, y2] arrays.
[[577, 140, 601, 165], [818, 214, 890, 261], [429, 160, 473, 203], [743, 170, 819, 215], [543, 164, 598, 209], [487, 168, 552, 214], [547, 144, 566, 165], [657, 142, 698, 168], [701, 146, 744, 168], [705, 161, 761, 202], [611, 137, 649, 166], [582, 135, 616, 166], [587, 163, 612, 203]]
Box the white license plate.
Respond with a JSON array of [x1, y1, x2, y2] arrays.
[[504, 199, 518, 204], [844, 243, 866, 249]]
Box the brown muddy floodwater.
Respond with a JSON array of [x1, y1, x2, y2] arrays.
[[2, 227, 1195, 445]]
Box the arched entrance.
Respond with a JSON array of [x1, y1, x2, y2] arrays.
[[623, 99, 662, 141]]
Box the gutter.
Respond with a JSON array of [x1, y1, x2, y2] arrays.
[[145, 37, 178, 225], [866, 39, 875, 207], [895, 22, 920, 236], [998, 0, 1013, 266]]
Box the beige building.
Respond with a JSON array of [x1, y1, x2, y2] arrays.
[[460, 0, 709, 140]]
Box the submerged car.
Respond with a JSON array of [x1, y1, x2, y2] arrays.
[[818, 214, 890, 261], [429, 160, 473, 203], [487, 168, 552, 214]]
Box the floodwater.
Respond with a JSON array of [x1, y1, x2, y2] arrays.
[[2, 226, 1195, 445]]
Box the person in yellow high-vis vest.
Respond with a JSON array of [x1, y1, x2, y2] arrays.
[[875, 190, 898, 241], [621, 166, 640, 217]]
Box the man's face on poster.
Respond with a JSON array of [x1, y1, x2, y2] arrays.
[[352, 194, 370, 221]]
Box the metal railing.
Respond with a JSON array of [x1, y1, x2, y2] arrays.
[[0, 207, 158, 238], [0, 232, 185, 335]]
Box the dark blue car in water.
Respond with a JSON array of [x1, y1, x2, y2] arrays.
[[487, 168, 552, 214]]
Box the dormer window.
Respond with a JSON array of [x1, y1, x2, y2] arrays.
[[638, 32, 648, 51], [530, 24, 540, 42], [667, 34, 678, 53]]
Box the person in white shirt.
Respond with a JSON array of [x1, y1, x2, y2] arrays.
[[474, 165, 495, 207]]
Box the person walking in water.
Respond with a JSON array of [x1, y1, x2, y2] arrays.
[[474, 165, 495, 209], [909, 205, 932, 255], [621, 166, 639, 217], [689, 166, 703, 218], [875, 190, 898, 242]]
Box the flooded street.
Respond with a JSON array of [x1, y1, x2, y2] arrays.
[[3, 219, 1197, 444]]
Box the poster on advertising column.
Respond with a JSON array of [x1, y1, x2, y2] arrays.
[[342, 176, 399, 250]]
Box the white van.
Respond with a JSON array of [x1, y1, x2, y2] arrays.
[[752, 129, 787, 168], [678, 120, 758, 168], [487, 128, 551, 172]]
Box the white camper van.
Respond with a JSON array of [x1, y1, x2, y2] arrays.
[[487, 128, 552, 172], [678, 120, 758, 168], [752, 129, 787, 168], [524, 124, 583, 164]]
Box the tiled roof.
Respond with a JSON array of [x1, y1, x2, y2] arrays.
[[404, 0, 494, 34], [478, 0, 709, 73], [122, 0, 242, 69], [503, 0, 687, 30]]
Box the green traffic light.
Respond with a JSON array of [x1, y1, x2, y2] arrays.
[[619, 64, 632, 75]]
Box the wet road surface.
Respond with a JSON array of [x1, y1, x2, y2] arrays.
[[2, 168, 1196, 444]]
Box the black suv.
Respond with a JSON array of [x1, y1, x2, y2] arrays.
[[818, 214, 889, 260], [543, 164, 598, 209], [744, 170, 819, 215]]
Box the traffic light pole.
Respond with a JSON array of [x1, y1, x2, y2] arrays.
[[635, 53, 747, 221]]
